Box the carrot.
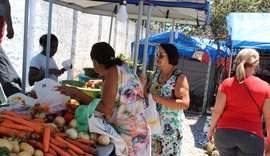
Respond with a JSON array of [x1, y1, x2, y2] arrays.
[[35, 123, 57, 134], [76, 138, 95, 145], [50, 136, 68, 149], [78, 153, 94, 156], [0, 125, 30, 139], [67, 149, 77, 156], [32, 117, 45, 123], [27, 139, 44, 151], [1, 110, 22, 118], [53, 132, 67, 138], [47, 148, 57, 156], [43, 126, 51, 152], [49, 137, 58, 145], [55, 136, 84, 155], [21, 114, 31, 120], [44, 153, 55, 156], [49, 142, 71, 156], [0, 115, 43, 133], [1, 120, 34, 132], [66, 138, 98, 155]]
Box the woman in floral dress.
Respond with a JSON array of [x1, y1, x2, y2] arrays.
[[56, 42, 150, 155], [143, 43, 190, 156]]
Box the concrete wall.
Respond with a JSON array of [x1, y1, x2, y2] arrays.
[[2, 0, 144, 83]]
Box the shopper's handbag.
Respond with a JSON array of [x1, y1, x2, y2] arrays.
[[243, 82, 262, 115], [145, 94, 162, 135]]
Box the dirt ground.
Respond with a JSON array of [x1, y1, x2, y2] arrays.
[[182, 111, 209, 156]]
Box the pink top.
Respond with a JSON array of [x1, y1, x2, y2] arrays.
[[217, 76, 270, 139]]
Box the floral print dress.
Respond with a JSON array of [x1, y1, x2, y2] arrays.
[[105, 64, 150, 156], [150, 69, 185, 156]]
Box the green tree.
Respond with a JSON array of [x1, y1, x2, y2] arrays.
[[151, 0, 270, 40], [210, 0, 270, 40]]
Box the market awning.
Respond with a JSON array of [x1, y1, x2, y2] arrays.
[[44, 0, 210, 25], [227, 13, 270, 49]]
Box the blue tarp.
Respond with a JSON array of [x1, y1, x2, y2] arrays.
[[131, 32, 229, 64], [226, 13, 270, 49]]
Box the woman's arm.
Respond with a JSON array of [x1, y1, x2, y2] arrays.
[[28, 67, 45, 86], [152, 74, 190, 110], [263, 98, 270, 140], [95, 66, 118, 116], [0, 0, 13, 39], [208, 91, 227, 143], [55, 86, 94, 104]]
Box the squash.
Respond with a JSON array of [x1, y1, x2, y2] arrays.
[[0, 139, 13, 151], [0, 147, 10, 155]]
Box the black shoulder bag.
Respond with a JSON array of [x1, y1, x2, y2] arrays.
[[243, 82, 262, 116]]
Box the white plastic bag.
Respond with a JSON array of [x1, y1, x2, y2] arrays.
[[32, 78, 70, 113], [61, 59, 72, 80], [88, 99, 128, 156], [145, 94, 162, 135]]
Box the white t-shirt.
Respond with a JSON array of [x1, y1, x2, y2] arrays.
[[29, 53, 59, 82]]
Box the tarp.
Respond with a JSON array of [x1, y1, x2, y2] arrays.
[[132, 32, 229, 64], [44, 0, 210, 25], [227, 13, 270, 49]]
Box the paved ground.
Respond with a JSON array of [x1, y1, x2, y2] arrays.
[[182, 111, 209, 156]]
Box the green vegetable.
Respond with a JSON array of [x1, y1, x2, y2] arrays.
[[0, 146, 10, 156]]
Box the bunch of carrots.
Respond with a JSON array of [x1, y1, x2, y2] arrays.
[[0, 110, 98, 156]]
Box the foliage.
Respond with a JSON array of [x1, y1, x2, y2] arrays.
[[148, 0, 270, 40], [210, 0, 270, 40]]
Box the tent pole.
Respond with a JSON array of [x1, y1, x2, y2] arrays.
[[142, 5, 153, 77], [228, 46, 233, 78], [113, 15, 118, 50], [202, 60, 211, 114], [70, 10, 78, 80], [22, 0, 30, 93], [45, 0, 53, 78], [133, 0, 144, 73], [108, 12, 114, 44], [26, 0, 36, 90], [170, 19, 175, 43], [153, 46, 158, 71]]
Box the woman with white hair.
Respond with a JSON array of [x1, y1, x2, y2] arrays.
[[208, 49, 270, 156]]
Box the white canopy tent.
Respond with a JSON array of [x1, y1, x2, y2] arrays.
[[44, 0, 210, 25], [22, 0, 210, 93]]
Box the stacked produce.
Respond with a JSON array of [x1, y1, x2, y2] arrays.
[[0, 99, 111, 156]]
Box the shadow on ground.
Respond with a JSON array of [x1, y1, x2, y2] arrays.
[[185, 111, 207, 148]]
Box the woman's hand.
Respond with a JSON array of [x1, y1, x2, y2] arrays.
[[139, 75, 146, 87], [208, 128, 215, 144], [54, 86, 79, 97], [49, 68, 66, 76]]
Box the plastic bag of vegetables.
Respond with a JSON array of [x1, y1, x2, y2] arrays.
[[32, 78, 70, 113]]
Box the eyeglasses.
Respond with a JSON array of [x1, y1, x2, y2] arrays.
[[156, 53, 167, 59]]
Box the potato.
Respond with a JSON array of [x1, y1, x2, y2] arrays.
[[12, 144, 20, 153], [34, 149, 44, 156], [97, 134, 110, 145], [10, 153, 18, 156], [211, 150, 220, 156], [18, 151, 32, 156], [19, 143, 34, 155]]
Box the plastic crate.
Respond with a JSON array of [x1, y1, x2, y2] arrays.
[[59, 80, 101, 98], [77, 74, 91, 82]]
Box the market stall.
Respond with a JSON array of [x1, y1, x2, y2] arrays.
[[0, 78, 116, 155]]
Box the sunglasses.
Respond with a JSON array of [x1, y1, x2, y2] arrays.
[[156, 53, 167, 58]]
